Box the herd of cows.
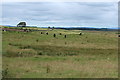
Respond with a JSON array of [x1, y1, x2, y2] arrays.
[[2, 27, 83, 39], [2, 27, 120, 38], [40, 29, 83, 38]]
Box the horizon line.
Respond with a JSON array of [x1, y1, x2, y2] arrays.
[[1, 25, 118, 29]]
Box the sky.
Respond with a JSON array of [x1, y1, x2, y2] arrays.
[[1, 2, 118, 28]]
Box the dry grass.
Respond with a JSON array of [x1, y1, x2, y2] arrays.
[[3, 55, 118, 78], [2, 28, 118, 78]]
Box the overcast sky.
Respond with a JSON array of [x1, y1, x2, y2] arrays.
[[1, 2, 118, 28]]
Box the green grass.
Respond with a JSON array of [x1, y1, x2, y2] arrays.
[[2, 28, 118, 78]]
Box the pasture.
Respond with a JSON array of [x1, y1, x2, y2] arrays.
[[2, 27, 118, 78]]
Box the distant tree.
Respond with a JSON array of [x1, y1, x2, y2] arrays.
[[48, 26, 50, 29], [17, 22, 26, 27], [52, 26, 54, 30]]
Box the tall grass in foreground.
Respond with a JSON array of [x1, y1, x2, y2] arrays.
[[2, 29, 118, 78]]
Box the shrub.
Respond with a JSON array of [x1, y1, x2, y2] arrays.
[[19, 45, 31, 49], [36, 39, 39, 42], [8, 43, 12, 45], [4, 48, 37, 57], [3, 49, 19, 57], [8, 43, 22, 47], [46, 64, 50, 73], [37, 52, 43, 55], [2, 68, 9, 78]]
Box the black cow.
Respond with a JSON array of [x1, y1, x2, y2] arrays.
[[64, 35, 67, 38], [59, 33, 62, 35], [46, 32, 48, 35], [53, 34, 56, 37], [119, 35, 120, 37], [79, 32, 82, 35]]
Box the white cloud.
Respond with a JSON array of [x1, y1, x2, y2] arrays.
[[1, 2, 118, 28], [2, 0, 119, 2]]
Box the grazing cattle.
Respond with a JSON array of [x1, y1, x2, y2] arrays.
[[2, 29, 6, 32], [53, 34, 56, 37], [64, 35, 67, 38], [24, 29, 30, 32], [46, 32, 48, 35], [24, 29, 27, 32], [79, 32, 82, 35], [41, 32, 43, 34], [59, 33, 62, 35], [119, 35, 120, 37]]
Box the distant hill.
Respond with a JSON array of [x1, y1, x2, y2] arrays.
[[1, 25, 118, 31], [54, 27, 118, 31], [2, 25, 37, 28]]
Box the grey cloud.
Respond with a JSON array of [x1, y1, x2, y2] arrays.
[[2, 2, 118, 28]]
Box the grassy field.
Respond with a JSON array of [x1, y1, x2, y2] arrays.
[[2, 27, 118, 78]]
